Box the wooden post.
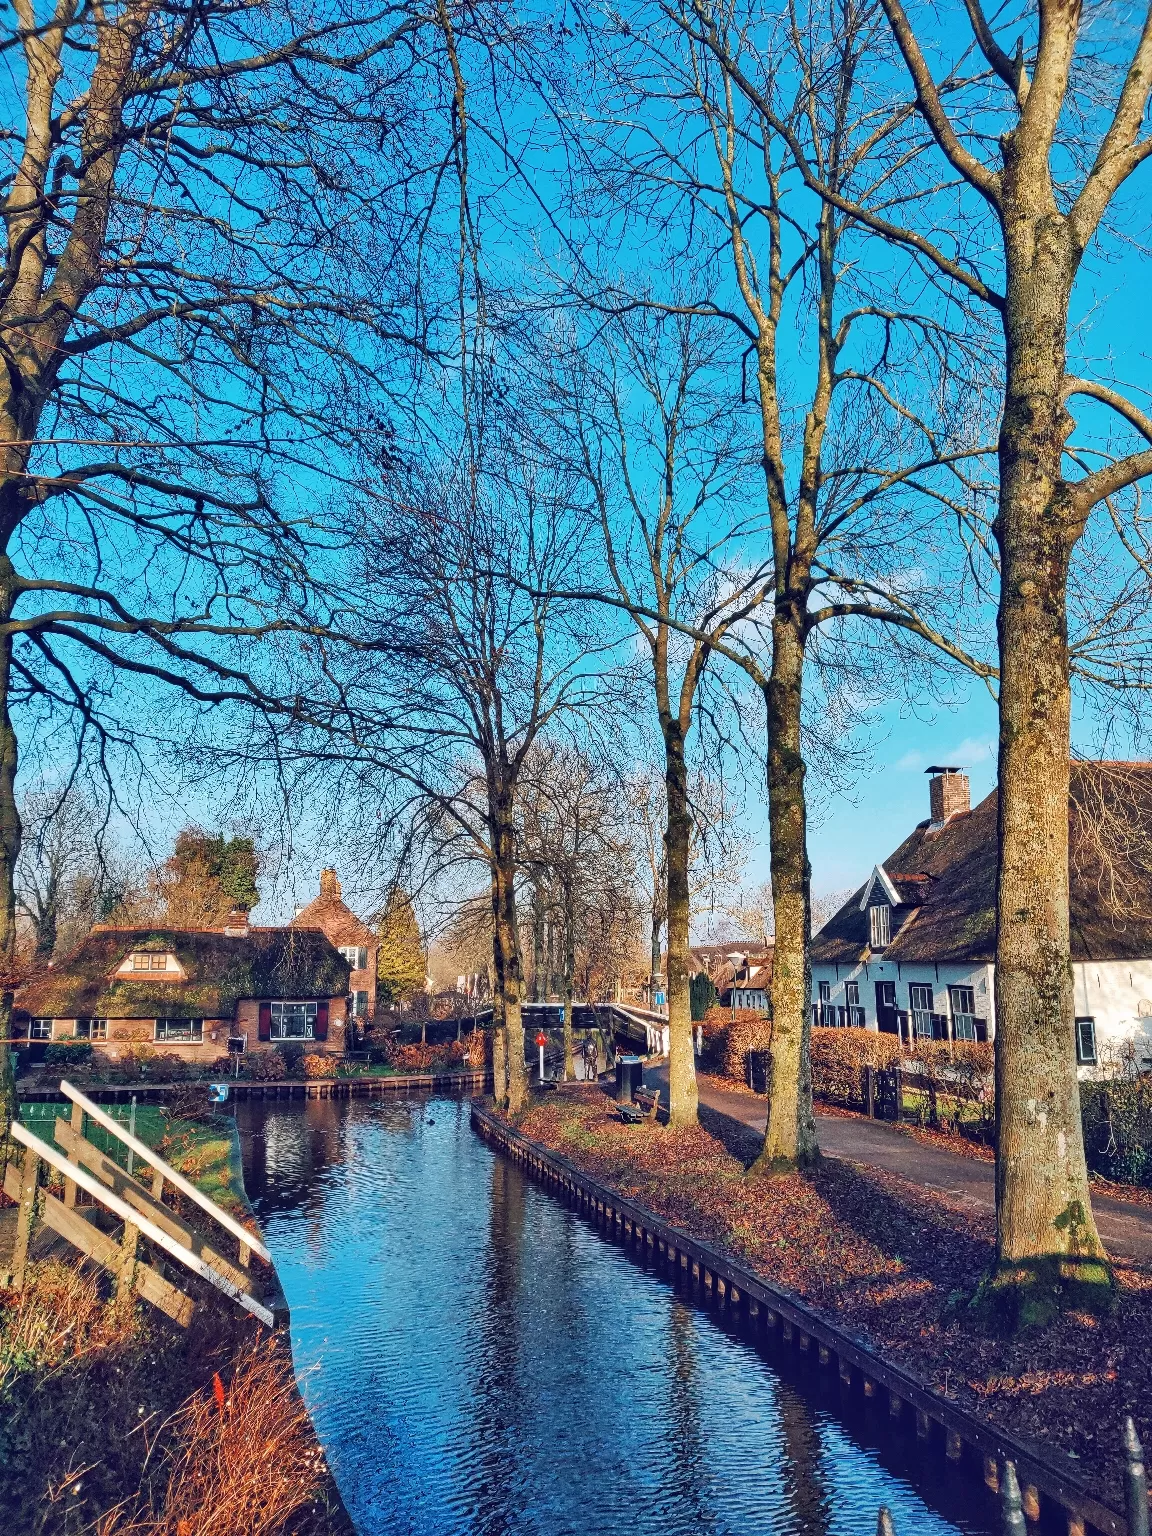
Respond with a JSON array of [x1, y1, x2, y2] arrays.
[[151, 1168, 165, 1201], [865, 1066, 876, 1119], [64, 1100, 84, 1208], [117, 1220, 140, 1298], [11, 1149, 40, 1288], [1125, 1418, 1149, 1536]]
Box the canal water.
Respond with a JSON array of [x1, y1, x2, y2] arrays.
[[233, 1095, 1001, 1536]]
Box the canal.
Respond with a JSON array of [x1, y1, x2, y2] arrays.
[[234, 1094, 1002, 1536]]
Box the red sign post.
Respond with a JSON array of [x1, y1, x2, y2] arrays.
[[535, 1031, 547, 1082]]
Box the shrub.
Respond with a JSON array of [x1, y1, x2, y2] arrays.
[[810, 1026, 901, 1106], [463, 1028, 489, 1068], [690, 973, 718, 1021], [153, 1052, 194, 1082], [163, 1082, 215, 1124], [699, 1005, 773, 1081], [384, 1039, 468, 1073], [43, 1039, 92, 1067], [1082, 1075, 1152, 1186], [301, 1053, 337, 1079], [246, 1050, 287, 1081]]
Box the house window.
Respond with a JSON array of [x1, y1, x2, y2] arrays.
[[131, 952, 169, 971], [1076, 1017, 1097, 1067], [339, 946, 368, 971], [845, 981, 864, 1028], [949, 986, 977, 1042], [869, 903, 890, 949], [29, 1017, 53, 1040], [909, 983, 934, 1038], [271, 1001, 317, 1040], [353, 990, 369, 1018], [155, 1018, 203, 1042], [75, 1017, 108, 1041]]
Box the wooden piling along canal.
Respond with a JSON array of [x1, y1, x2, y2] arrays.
[[471, 1102, 1138, 1536], [3, 1080, 282, 1328]]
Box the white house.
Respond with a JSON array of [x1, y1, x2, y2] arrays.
[[810, 763, 1152, 1076]]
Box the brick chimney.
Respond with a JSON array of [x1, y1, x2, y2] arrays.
[[319, 868, 342, 899], [927, 766, 969, 826], [223, 908, 250, 937]]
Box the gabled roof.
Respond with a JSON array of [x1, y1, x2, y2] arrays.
[[290, 869, 375, 949], [16, 927, 350, 1021], [858, 864, 900, 910], [811, 762, 1152, 968]]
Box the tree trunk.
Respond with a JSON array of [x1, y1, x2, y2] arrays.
[[664, 726, 697, 1127], [756, 614, 817, 1170], [531, 883, 544, 1004], [0, 576, 20, 1134], [491, 804, 527, 1114], [561, 873, 575, 1081], [650, 908, 662, 1004], [985, 186, 1108, 1325]]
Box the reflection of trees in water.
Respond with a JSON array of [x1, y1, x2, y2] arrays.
[[234, 1097, 422, 1219], [776, 1382, 831, 1536], [465, 1153, 528, 1536], [665, 1298, 713, 1532]]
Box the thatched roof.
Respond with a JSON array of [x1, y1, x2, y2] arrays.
[[16, 927, 350, 1021], [811, 762, 1152, 968]]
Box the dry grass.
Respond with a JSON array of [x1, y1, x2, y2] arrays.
[[0, 1254, 347, 1536], [99, 1339, 329, 1536]]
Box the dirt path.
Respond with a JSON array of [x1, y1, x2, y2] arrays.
[[644, 1065, 1152, 1267]]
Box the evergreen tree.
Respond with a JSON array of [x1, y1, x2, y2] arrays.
[[376, 891, 426, 1005]]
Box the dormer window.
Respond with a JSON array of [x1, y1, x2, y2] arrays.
[[131, 952, 170, 972], [869, 903, 891, 950]]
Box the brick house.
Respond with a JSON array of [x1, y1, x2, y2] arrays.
[[290, 868, 377, 1025], [811, 763, 1152, 1075], [15, 919, 351, 1063]]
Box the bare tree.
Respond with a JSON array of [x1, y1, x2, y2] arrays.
[[0, 0, 484, 1125], [542, 308, 773, 1127], [562, 0, 994, 1165], [698, 0, 1152, 1317], [517, 741, 640, 1075], [327, 448, 603, 1112]]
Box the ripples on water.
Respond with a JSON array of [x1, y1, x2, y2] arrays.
[[233, 1095, 1000, 1536]]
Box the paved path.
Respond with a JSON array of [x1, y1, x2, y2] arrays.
[[644, 1067, 1152, 1268]]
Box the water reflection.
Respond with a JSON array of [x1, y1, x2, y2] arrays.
[[234, 1097, 999, 1536]]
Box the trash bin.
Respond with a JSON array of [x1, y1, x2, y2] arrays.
[[616, 1055, 644, 1103]]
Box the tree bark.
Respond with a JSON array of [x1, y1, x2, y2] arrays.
[[561, 873, 575, 1080], [986, 163, 1108, 1323], [491, 800, 527, 1114], [664, 723, 698, 1128], [0, 567, 20, 1134], [756, 613, 818, 1170]]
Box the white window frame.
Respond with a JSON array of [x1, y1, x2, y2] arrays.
[[909, 983, 934, 1038], [338, 946, 368, 970], [75, 1017, 108, 1042], [29, 1017, 53, 1040], [845, 981, 864, 1028], [131, 952, 169, 972], [155, 1018, 204, 1043], [1076, 1017, 1097, 1067], [949, 986, 978, 1042], [869, 903, 891, 949], [271, 1000, 317, 1040]]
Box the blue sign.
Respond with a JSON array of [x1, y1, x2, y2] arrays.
[[207, 1083, 230, 1104]]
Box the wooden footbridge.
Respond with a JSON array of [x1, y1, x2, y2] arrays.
[[1, 1080, 283, 1328]]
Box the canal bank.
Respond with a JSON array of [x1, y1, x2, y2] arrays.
[[0, 1095, 353, 1536], [481, 1089, 1152, 1534], [235, 1089, 1010, 1536]]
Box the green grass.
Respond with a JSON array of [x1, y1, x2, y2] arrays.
[[17, 1101, 246, 1215]]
